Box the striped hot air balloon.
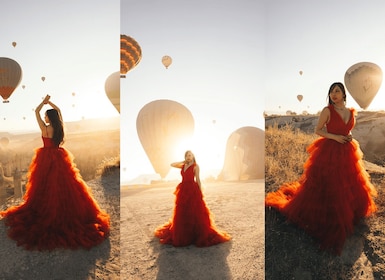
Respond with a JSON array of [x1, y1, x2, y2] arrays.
[[0, 57, 22, 103], [120, 34, 142, 77]]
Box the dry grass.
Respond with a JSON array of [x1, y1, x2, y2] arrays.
[[265, 123, 385, 279], [5, 130, 119, 180], [265, 123, 317, 193], [0, 129, 119, 205]]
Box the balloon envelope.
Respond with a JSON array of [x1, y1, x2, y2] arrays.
[[120, 34, 142, 76], [0, 57, 22, 102], [136, 100, 194, 178], [344, 62, 382, 109], [297, 94, 303, 102], [218, 126, 264, 181], [162, 55, 172, 69], [104, 71, 120, 113], [41, 76, 45, 82]]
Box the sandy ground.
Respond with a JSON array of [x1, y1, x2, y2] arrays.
[[120, 179, 264, 280], [0, 169, 120, 280]]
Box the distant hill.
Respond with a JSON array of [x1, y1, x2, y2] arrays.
[[0, 116, 119, 140], [265, 110, 385, 166], [65, 116, 119, 134]]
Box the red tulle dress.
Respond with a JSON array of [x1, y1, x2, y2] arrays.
[[0, 137, 110, 251], [155, 163, 231, 247], [265, 105, 377, 255]]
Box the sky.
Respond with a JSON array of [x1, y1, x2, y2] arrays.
[[3, 1, 383, 183], [0, 0, 120, 133], [120, 0, 266, 184], [265, 0, 385, 115]]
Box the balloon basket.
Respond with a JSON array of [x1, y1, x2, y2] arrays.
[[3, 100, 9, 103]]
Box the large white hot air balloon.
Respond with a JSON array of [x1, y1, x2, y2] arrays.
[[104, 71, 120, 113], [344, 62, 382, 109], [136, 100, 194, 178], [218, 126, 264, 181]]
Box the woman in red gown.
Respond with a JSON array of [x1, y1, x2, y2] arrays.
[[0, 95, 110, 250], [265, 82, 377, 255], [155, 150, 231, 247]]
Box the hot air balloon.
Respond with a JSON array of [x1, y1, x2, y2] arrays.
[[22, 85, 25, 89], [104, 71, 120, 113], [0, 57, 22, 103], [120, 34, 142, 77], [299, 70, 303, 76], [136, 100, 194, 178], [41, 76, 45, 82], [162, 55, 172, 69], [344, 62, 383, 109], [218, 126, 264, 181], [12, 42, 17, 48], [297, 94, 303, 102]]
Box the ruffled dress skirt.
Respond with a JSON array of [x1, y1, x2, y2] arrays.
[[0, 144, 110, 250], [155, 178, 230, 247], [265, 137, 377, 254]]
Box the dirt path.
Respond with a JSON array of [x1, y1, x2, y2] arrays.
[[0, 170, 120, 280], [120, 179, 264, 280]]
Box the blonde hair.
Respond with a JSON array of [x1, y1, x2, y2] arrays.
[[184, 150, 196, 164]]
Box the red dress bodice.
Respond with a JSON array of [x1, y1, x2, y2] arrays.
[[326, 104, 355, 136]]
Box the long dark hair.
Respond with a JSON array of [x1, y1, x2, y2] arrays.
[[327, 82, 346, 105], [46, 109, 64, 146]]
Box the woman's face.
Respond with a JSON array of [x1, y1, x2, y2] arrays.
[[44, 113, 50, 124], [185, 152, 194, 163], [329, 85, 345, 104]]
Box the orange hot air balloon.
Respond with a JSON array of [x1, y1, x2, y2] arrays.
[[299, 70, 303, 76], [218, 126, 264, 181], [41, 76, 46, 82], [344, 62, 383, 109], [162, 55, 172, 69], [0, 57, 22, 103], [12, 42, 17, 48], [120, 34, 142, 77], [104, 71, 120, 113], [136, 100, 194, 178], [297, 94, 303, 102]]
